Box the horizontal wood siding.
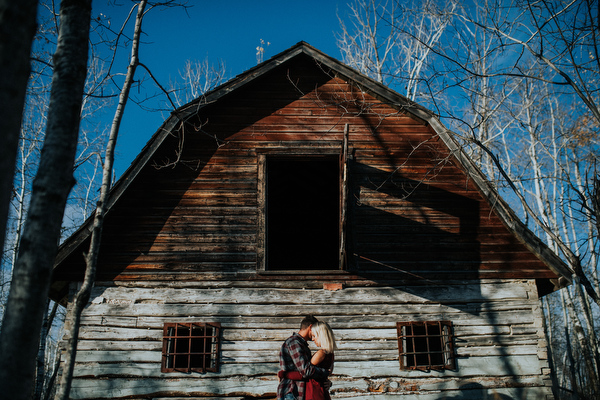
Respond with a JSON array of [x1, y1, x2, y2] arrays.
[[54, 55, 556, 399], [62, 280, 552, 399], [54, 62, 558, 283]]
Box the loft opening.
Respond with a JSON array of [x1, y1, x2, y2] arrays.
[[267, 156, 339, 270], [258, 152, 346, 272]]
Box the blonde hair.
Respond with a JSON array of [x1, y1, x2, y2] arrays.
[[312, 321, 337, 354]]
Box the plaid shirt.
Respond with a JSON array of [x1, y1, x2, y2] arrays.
[[277, 333, 328, 400]]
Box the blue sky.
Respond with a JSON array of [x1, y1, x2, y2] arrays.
[[92, 1, 349, 177]]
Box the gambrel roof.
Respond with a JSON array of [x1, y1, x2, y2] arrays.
[[51, 41, 572, 301]]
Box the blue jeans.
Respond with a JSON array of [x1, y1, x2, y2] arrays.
[[284, 393, 297, 400]]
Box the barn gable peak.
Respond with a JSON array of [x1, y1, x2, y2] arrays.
[[51, 41, 572, 302]]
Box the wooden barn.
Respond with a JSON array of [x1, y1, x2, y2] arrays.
[[51, 42, 571, 400]]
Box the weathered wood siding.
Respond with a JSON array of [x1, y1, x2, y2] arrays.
[[63, 280, 552, 399], [54, 55, 558, 285], [54, 53, 558, 399]]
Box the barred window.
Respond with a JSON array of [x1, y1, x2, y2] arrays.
[[397, 321, 454, 371], [161, 322, 221, 373]]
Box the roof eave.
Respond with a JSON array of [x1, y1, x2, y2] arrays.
[[54, 42, 318, 266], [53, 41, 573, 289]]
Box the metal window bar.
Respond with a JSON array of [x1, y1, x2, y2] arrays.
[[425, 322, 432, 368], [165, 326, 175, 369], [162, 322, 221, 373], [397, 321, 454, 371]]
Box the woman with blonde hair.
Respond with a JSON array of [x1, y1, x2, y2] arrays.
[[279, 321, 337, 400]]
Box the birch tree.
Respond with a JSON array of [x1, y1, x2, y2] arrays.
[[505, 75, 600, 395], [336, 0, 600, 396], [0, 0, 38, 266], [337, 0, 401, 86], [56, 1, 189, 397], [337, 0, 456, 101], [448, 0, 600, 304], [1, 96, 47, 308], [2, 0, 59, 305], [55, 2, 147, 397], [338, 0, 600, 296], [2, 0, 195, 398], [170, 57, 227, 108], [0, 1, 92, 400], [1, 3, 113, 398]]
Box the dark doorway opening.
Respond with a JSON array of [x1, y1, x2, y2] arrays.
[[266, 157, 340, 271]]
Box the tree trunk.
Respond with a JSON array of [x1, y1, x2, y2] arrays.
[[0, 1, 92, 399], [542, 297, 559, 399], [564, 285, 599, 396], [559, 289, 579, 398], [43, 352, 62, 400], [34, 299, 50, 400], [570, 276, 600, 393], [0, 0, 38, 265], [54, 2, 147, 399], [34, 301, 59, 400]]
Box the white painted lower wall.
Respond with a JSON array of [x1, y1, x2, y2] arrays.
[[58, 279, 554, 400]]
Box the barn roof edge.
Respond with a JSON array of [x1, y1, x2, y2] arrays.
[[52, 41, 573, 298]]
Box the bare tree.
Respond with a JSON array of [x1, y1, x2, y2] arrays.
[[0, 0, 38, 267], [337, 0, 401, 86], [0, 1, 92, 399], [1, 96, 47, 309], [55, 1, 188, 397], [514, 79, 600, 393], [337, 0, 455, 100], [340, 0, 600, 298], [170, 57, 227, 108], [1, 0, 60, 305], [55, 1, 147, 396], [1, 4, 113, 399], [34, 300, 59, 400], [62, 56, 115, 236], [336, 0, 600, 396], [452, 0, 599, 305]]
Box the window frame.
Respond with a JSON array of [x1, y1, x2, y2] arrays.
[[396, 320, 455, 371], [161, 322, 221, 373], [257, 144, 349, 274]]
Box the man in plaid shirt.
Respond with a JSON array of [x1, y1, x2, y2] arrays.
[[277, 316, 330, 400]]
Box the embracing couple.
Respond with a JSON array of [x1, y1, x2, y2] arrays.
[[277, 315, 338, 400]]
